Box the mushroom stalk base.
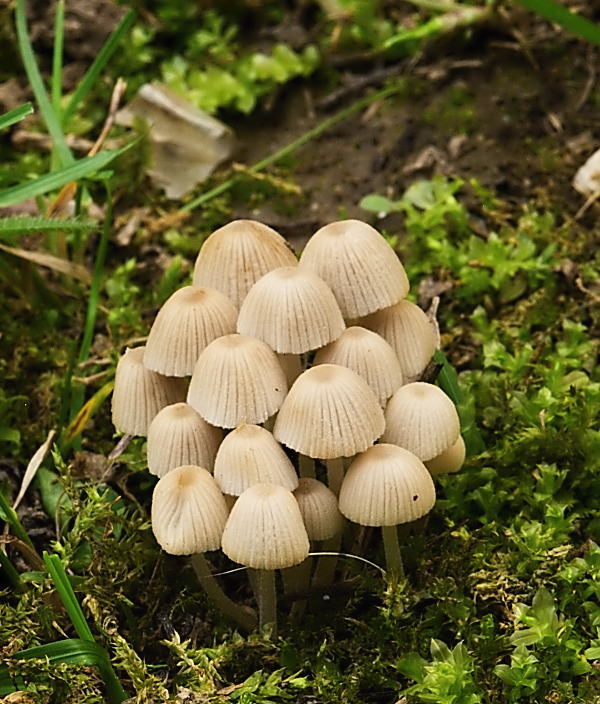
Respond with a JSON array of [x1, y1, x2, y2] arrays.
[[250, 568, 277, 632], [190, 553, 257, 631], [381, 525, 404, 583]]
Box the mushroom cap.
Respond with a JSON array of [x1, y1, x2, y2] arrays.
[[147, 402, 222, 478], [213, 422, 298, 496], [187, 334, 287, 428], [382, 382, 461, 461], [193, 219, 298, 308], [338, 443, 436, 527], [237, 266, 345, 354], [424, 435, 466, 476], [111, 346, 187, 436], [313, 326, 403, 406], [144, 286, 237, 377], [273, 363, 385, 459], [221, 483, 310, 569], [361, 299, 436, 383], [151, 464, 229, 554], [299, 219, 409, 319], [293, 477, 343, 541]]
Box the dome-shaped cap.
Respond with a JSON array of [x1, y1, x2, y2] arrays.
[[214, 422, 298, 496], [338, 443, 435, 527], [221, 483, 310, 569], [424, 435, 466, 476], [361, 299, 436, 383], [144, 286, 237, 377], [111, 346, 187, 436], [273, 363, 385, 459], [313, 326, 403, 407], [237, 267, 345, 354], [293, 477, 343, 541], [193, 219, 298, 308], [147, 402, 222, 477], [382, 382, 460, 461], [151, 464, 229, 554], [187, 334, 287, 428], [299, 219, 409, 319]]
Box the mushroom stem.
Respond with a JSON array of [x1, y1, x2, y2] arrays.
[[190, 553, 257, 631], [381, 525, 404, 583], [311, 534, 341, 588], [326, 457, 344, 496], [250, 568, 277, 632]]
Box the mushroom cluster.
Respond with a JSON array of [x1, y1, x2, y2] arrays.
[[111, 218, 465, 631]]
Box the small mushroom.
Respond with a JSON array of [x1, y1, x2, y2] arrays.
[[111, 346, 187, 436], [313, 326, 403, 407], [187, 333, 287, 428], [144, 286, 237, 377], [237, 266, 345, 354], [147, 402, 222, 477], [213, 422, 298, 496], [193, 219, 298, 308], [338, 443, 436, 580], [424, 435, 466, 476], [299, 219, 409, 319], [382, 381, 460, 461], [221, 483, 310, 630], [361, 299, 436, 383]]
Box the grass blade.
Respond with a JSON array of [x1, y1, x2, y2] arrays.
[[0, 144, 130, 208], [0, 215, 97, 237], [515, 0, 600, 48], [15, 0, 73, 167], [0, 639, 123, 697], [61, 9, 136, 125], [0, 490, 35, 550], [44, 553, 128, 702], [51, 0, 65, 116], [0, 103, 34, 130]]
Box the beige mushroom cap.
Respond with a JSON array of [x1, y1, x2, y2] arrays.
[[111, 346, 187, 436], [151, 464, 229, 554], [273, 364, 385, 459], [338, 443, 436, 527], [221, 483, 310, 569], [382, 381, 461, 461], [193, 219, 298, 308], [213, 422, 298, 496], [425, 435, 466, 476], [293, 477, 343, 541], [147, 402, 222, 478], [144, 286, 238, 377], [237, 266, 345, 354], [299, 219, 409, 319], [313, 326, 403, 407], [361, 299, 436, 383], [187, 334, 287, 428]]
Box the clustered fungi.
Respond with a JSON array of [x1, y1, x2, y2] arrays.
[[111, 218, 465, 632]]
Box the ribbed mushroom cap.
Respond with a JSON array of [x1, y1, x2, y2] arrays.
[[151, 464, 229, 555], [237, 267, 345, 353], [111, 346, 187, 436], [193, 219, 298, 308], [187, 334, 287, 428], [144, 286, 237, 377], [214, 422, 298, 496], [273, 363, 385, 459], [147, 402, 222, 478], [313, 326, 403, 406], [221, 483, 310, 569], [299, 219, 409, 319], [382, 382, 460, 461], [425, 435, 466, 476], [361, 299, 436, 383], [338, 443, 436, 527], [293, 477, 343, 541]]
